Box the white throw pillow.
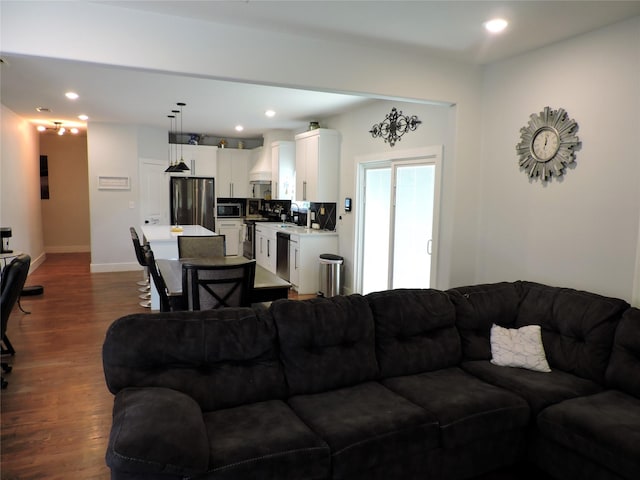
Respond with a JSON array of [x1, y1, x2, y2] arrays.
[[490, 324, 551, 372]]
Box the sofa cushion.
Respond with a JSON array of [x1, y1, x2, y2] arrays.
[[288, 381, 439, 479], [517, 281, 629, 384], [106, 387, 208, 477], [271, 295, 379, 395], [382, 367, 530, 448], [490, 324, 551, 372], [606, 307, 640, 398], [103, 308, 286, 411], [537, 390, 640, 479], [447, 282, 523, 360], [203, 399, 330, 480], [461, 360, 603, 416], [366, 289, 461, 377]]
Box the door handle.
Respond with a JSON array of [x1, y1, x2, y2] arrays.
[[427, 239, 432, 256]]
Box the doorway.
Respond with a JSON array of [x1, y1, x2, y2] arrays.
[[356, 146, 442, 295]]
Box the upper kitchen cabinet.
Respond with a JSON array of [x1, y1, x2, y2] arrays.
[[271, 140, 295, 201], [176, 144, 217, 177], [217, 148, 251, 198], [295, 128, 340, 202]]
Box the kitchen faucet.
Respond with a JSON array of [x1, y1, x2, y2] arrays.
[[290, 203, 300, 224]]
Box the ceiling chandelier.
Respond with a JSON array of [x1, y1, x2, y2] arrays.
[[165, 102, 190, 173], [37, 121, 79, 135]]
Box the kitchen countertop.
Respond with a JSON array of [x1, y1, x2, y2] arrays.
[[254, 222, 338, 236]]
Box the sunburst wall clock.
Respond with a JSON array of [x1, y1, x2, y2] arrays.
[[516, 106, 580, 181]]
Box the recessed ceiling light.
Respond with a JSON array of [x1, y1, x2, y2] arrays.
[[235, 125, 244, 132], [65, 91, 79, 100], [36, 106, 51, 113], [265, 110, 276, 118], [484, 18, 508, 34], [78, 114, 89, 121]]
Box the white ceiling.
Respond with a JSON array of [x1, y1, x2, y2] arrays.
[[2, 1, 639, 139]]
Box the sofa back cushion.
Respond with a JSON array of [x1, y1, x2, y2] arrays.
[[447, 282, 522, 360], [103, 308, 286, 411], [366, 289, 461, 377], [271, 295, 379, 395], [606, 307, 640, 398], [516, 282, 629, 384]]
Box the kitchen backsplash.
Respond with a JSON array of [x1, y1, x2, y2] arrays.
[[310, 202, 337, 231]]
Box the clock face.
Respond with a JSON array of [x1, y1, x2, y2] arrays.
[[515, 107, 580, 181], [531, 127, 560, 162]]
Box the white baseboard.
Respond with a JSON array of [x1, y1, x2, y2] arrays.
[[44, 245, 91, 253], [90, 262, 142, 273]]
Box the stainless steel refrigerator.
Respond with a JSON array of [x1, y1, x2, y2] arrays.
[[170, 177, 215, 231]]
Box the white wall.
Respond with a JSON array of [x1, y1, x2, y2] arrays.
[[0, 105, 45, 270], [87, 123, 140, 271], [478, 17, 640, 302]]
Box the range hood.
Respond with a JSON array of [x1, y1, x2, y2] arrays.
[[249, 144, 270, 183], [249, 130, 294, 183]]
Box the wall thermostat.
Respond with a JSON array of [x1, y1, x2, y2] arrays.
[[345, 197, 352, 212]]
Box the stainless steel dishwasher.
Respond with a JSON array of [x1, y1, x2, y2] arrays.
[[276, 231, 290, 281]]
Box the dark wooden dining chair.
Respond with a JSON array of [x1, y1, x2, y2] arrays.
[[182, 261, 256, 310], [145, 249, 186, 313], [177, 235, 226, 259], [1, 253, 31, 389]]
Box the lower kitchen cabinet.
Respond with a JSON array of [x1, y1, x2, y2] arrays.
[[289, 233, 338, 295], [255, 225, 277, 274], [215, 218, 243, 256]]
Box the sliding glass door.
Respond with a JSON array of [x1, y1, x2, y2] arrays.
[[391, 162, 435, 289], [358, 148, 441, 295]]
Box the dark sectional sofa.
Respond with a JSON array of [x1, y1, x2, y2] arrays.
[[102, 281, 640, 480]]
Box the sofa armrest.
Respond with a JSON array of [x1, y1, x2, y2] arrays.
[[106, 387, 209, 477]]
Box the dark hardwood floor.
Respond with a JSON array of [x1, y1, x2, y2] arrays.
[[0, 252, 310, 479]]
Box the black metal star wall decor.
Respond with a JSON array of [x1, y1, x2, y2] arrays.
[[369, 107, 422, 147]]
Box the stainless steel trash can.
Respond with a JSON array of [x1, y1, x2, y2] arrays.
[[318, 253, 344, 297]]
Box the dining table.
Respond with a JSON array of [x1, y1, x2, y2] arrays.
[[156, 257, 291, 309], [140, 224, 217, 309]]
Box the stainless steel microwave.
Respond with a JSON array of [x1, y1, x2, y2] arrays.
[[217, 202, 243, 218]]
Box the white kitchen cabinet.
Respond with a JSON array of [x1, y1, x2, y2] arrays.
[[295, 129, 340, 202], [255, 225, 277, 274], [271, 141, 295, 201], [290, 233, 339, 295], [215, 218, 243, 256], [175, 144, 217, 177], [217, 148, 250, 198]]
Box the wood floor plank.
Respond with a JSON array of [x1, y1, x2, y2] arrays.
[[1, 252, 312, 479]]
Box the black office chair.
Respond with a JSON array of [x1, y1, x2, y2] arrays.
[[1, 253, 31, 389], [145, 248, 186, 313], [182, 261, 255, 310], [129, 227, 151, 308], [177, 235, 226, 259]]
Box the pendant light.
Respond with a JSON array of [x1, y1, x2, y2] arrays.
[[175, 102, 190, 171], [164, 114, 179, 173]]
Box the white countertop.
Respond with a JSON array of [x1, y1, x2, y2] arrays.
[[140, 224, 216, 242], [254, 222, 338, 236]]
